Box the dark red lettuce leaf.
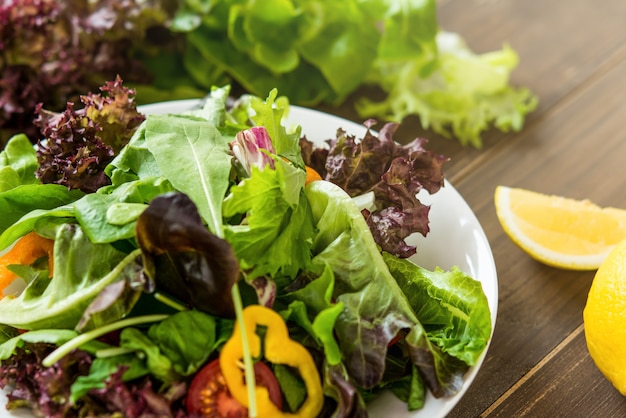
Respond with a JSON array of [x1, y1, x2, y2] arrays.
[[0, 0, 170, 145], [88, 368, 188, 418], [34, 76, 145, 193], [0, 343, 92, 417], [301, 121, 449, 258], [135, 192, 240, 318], [0, 343, 188, 417], [323, 363, 368, 418]]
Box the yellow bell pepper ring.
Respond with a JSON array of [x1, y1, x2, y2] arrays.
[[220, 304, 324, 418]]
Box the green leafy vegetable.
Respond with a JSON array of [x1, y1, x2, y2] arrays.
[[223, 160, 314, 280], [358, 31, 538, 148], [384, 252, 492, 366], [0, 133, 39, 191], [35, 77, 146, 192], [0, 223, 140, 330], [305, 180, 468, 397], [146, 310, 219, 376], [69, 353, 149, 404], [156, 0, 536, 146], [144, 114, 232, 237], [0, 329, 78, 361], [0, 186, 82, 239]]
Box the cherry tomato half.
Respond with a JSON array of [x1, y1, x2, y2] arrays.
[[186, 358, 283, 417]]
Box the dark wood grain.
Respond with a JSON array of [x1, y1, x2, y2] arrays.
[[483, 325, 626, 417], [429, 0, 626, 416]]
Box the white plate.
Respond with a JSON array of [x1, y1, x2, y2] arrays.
[[2, 100, 498, 418]]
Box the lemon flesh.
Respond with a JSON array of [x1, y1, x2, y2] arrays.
[[494, 186, 626, 270]]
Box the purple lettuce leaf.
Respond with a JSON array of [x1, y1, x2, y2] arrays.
[[301, 121, 449, 258], [0, 342, 188, 417], [0, 0, 169, 145], [34, 77, 145, 193]]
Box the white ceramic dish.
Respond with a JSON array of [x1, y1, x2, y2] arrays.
[[2, 100, 498, 418]]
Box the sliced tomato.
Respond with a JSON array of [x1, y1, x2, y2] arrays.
[[186, 358, 283, 417]]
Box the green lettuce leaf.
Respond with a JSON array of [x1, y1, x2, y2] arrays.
[[281, 263, 343, 365], [164, 0, 535, 145], [0, 133, 39, 191], [359, 31, 538, 148], [305, 180, 469, 397], [0, 185, 82, 240], [0, 223, 139, 330], [249, 89, 304, 167], [384, 253, 492, 366], [223, 159, 314, 280]]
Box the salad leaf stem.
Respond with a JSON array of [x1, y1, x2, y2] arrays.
[[153, 292, 188, 312], [95, 346, 138, 359], [231, 283, 258, 417], [42, 314, 169, 368]]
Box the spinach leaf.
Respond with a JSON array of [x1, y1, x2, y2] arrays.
[[120, 327, 179, 385], [147, 310, 218, 376]]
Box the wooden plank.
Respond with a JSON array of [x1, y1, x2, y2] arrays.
[[483, 325, 626, 417], [446, 20, 626, 418]]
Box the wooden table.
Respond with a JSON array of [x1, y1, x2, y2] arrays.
[[319, 0, 626, 416]]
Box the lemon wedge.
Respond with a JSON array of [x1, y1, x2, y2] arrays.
[[494, 185, 626, 270]]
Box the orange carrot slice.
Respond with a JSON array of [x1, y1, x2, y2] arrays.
[[305, 166, 322, 184], [0, 232, 54, 295]]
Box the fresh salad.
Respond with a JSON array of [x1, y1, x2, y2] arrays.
[[0, 79, 492, 417]]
